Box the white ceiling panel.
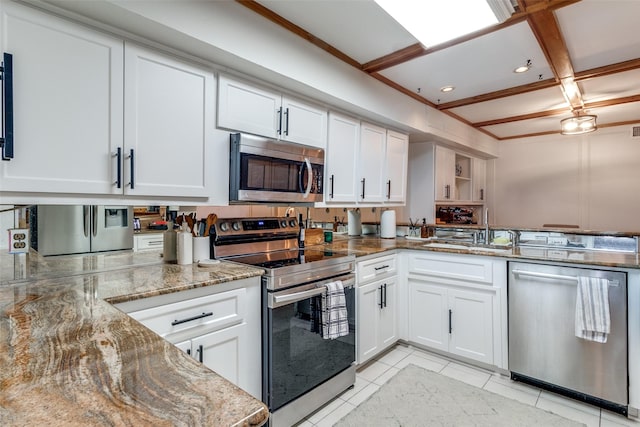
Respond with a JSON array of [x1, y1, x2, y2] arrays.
[[450, 86, 568, 123], [580, 69, 640, 103], [556, 0, 640, 72], [256, 0, 417, 63], [585, 103, 640, 125], [483, 115, 565, 139], [378, 22, 552, 104]]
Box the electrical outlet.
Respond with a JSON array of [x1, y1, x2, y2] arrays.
[[8, 228, 29, 254], [547, 236, 568, 246]]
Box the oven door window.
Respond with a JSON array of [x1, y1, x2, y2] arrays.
[[267, 287, 355, 410]]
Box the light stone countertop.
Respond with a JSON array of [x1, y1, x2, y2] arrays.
[[0, 251, 268, 427]]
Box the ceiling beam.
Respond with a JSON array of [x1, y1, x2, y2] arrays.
[[236, 0, 362, 69], [523, 0, 584, 111], [473, 95, 640, 127], [437, 78, 558, 110], [362, 16, 527, 73]]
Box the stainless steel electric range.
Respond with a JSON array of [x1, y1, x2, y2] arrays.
[[210, 217, 356, 427]]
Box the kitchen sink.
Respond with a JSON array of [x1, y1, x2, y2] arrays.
[[422, 242, 511, 254]]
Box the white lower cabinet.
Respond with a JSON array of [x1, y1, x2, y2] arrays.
[[114, 277, 261, 398], [406, 251, 507, 369], [409, 278, 494, 364], [175, 322, 248, 389], [357, 254, 398, 365]]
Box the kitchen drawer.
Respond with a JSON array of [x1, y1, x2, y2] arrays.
[[133, 233, 164, 252], [126, 287, 246, 340], [357, 253, 397, 283], [408, 252, 493, 284]]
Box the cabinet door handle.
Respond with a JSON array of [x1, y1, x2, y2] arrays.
[[445, 184, 451, 199], [374, 265, 390, 271], [171, 311, 214, 326], [383, 283, 387, 308], [480, 188, 484, 201], [378, 285, 384, 309], [386, 180, 391, 199], [114, 147, 122, 188], [361, 178, 366, 199], [1, 53, 14, 160], [277, 107, 283, 135], [186, 348, 191, 356], [284, 107, 290, 136], [197, 344, 203, 363], [128, 148, 135, 189], [329, 174, 334, 199], [448, 309, 452, 334]]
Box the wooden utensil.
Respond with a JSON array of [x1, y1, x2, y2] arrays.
[[204, 213, 217, 237]]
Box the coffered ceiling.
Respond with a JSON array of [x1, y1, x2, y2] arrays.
[[239, 0, 640, 140]]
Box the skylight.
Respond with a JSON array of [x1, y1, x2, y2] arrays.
[[375, 0, 505, 48]]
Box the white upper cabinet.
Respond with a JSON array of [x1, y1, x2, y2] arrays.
[[281, 97, 327, 148], [0, 2, 124, 194], [123, 43, 214, 197], [217, 75, 327, 149], [472, 157, 487, 202], [385, 130, 409, 203], [434, 145, 456, 201], [358, 122, 387, 203], [0, 3, 217, 202], [325, 112, 359, 202]]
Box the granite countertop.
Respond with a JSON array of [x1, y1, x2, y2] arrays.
[[0, 252, 269, 427], [318, 235, 640, 269]]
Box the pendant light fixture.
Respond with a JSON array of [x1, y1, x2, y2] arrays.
[[560, 112, 597, 135]]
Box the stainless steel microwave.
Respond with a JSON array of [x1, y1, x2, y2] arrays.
[[229, 133, 324, 204]]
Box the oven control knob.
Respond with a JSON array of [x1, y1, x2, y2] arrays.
[[280, 220, 288, 228], [289, 219, 297, 228], [232, 221, 242, 231], [219, 222, 230, 232]]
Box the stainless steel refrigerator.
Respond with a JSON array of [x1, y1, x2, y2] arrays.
[[33, 205, 133, 256]]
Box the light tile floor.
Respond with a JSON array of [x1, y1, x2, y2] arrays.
[[296, 344, 639, 427]]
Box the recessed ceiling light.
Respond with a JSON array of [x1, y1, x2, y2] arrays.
[[440, 86, 455, 93], [514, 59, 532, 73]]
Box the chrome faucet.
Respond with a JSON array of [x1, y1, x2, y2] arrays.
[[484, 208, 490, 244]]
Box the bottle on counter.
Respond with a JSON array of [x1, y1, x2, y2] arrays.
[[163, 221, 177, 263], [176, 223, 193, 265], [298, 213, 305, 249]]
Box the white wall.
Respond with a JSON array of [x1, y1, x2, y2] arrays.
[[493, 125, 640, 232]]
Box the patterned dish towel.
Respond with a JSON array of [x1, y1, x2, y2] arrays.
[[321, 280, 349, 340], [575, 276, 610, 343]]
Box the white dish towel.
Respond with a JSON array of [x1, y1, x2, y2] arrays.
[[575, 276, 610, 343], [321, 280, 349, 340]]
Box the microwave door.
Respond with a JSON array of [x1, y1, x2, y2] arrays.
[[90, 206, 133, 252]]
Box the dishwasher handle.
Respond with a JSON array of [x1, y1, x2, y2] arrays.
[[511, 269, 619, 287]]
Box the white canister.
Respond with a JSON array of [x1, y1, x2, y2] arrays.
[[380, 210, 396, 239], [347, 209, 362, 236], [192, 236, 210, 263], [176, 228, 193, 265]]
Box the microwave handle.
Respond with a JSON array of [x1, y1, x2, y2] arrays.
[[302, 157, 312, 198]]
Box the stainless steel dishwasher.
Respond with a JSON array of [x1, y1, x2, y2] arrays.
[[508, 261, 628, 415]]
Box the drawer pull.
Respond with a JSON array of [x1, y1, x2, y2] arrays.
[[171, 311, 213, 326], [374, 265, 390, 271]]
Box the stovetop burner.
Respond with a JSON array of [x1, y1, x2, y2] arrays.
[[225, 248, 350, 270]]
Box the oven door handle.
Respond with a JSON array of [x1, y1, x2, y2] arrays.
[[273, 286, 326, 305]]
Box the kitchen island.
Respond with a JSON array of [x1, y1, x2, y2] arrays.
[[0, 251, 268, 426]]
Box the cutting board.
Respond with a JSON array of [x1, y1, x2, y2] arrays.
[[305, 228, 325, 246]]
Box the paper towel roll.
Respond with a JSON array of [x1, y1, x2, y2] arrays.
[[380, 210, 396, 239], [347, 210, 362, 236]]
